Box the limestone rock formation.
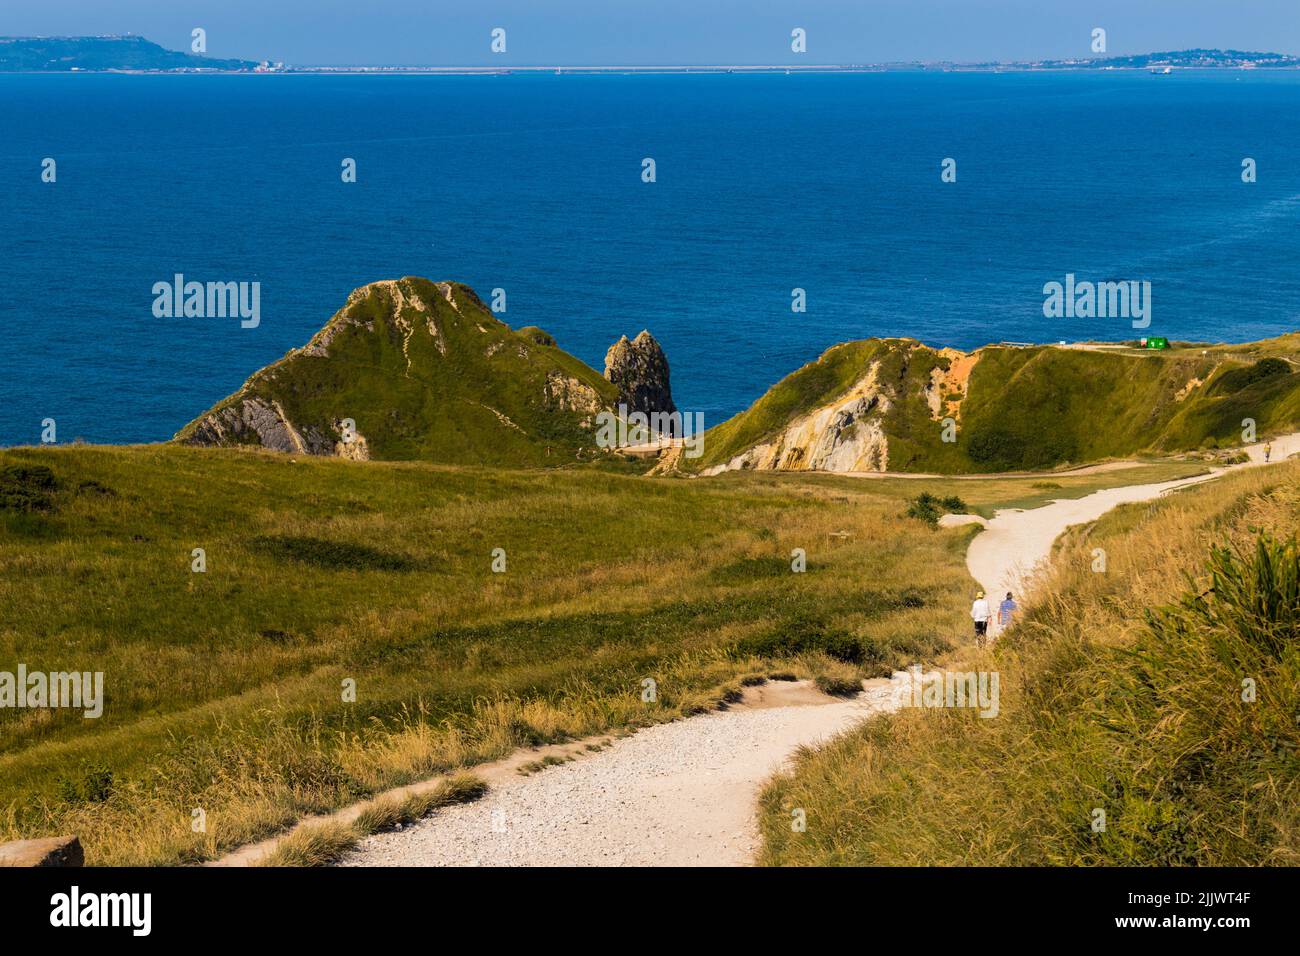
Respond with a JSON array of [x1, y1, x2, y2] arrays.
[[700, 363, 891, 475], [604, 331, 677, 419]]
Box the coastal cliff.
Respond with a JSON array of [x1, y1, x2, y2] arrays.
[[177, 277, 1300, 475]]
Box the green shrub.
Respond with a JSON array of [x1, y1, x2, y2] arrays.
[[1147, 534, 1300, 660], [0, 464, 58, 512], [814, 674, 862, 697], [906, 492, 968, 526], [58, 765, 115, 805], [248, 535, 422, 572], [736, 615, 867, 664]]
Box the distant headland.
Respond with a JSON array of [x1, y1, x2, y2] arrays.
[[2, 36, 1298, 74]]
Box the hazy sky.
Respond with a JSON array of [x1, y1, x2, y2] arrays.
[[8, 1, 1300, 66]]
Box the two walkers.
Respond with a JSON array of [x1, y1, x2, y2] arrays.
[[971, 590, 1016, 647]]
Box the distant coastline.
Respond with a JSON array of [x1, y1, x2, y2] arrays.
[[3, 36, 1299, 74]]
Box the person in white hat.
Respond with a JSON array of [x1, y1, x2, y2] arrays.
[[971, 590, 991, 647]]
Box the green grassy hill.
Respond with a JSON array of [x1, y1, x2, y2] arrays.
[[0, 444, 968, 864], [686, 337, 1300, 475], [175, 278, 620, 466]]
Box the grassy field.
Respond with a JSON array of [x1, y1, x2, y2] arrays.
[[0, 441, 1262, 865], [1, 442, 1002, 865], [758, 459, 1300, 865]]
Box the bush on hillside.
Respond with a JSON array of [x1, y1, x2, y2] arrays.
[[0, 464, 58, 512], [1146, 534, 1300, 660], [906, 492, 968, 526], [736, 615, 867, 664]]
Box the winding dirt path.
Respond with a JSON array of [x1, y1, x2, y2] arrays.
[[255, 436, 1296, 868]]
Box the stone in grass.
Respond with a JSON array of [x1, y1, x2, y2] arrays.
[[0, 835, 84, 867]]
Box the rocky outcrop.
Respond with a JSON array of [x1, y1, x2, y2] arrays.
[[184, 396, 335, 455], [702, 363, 891, 475], [0, 835, 83, 867], [543, 370, 605, 424], [604, 331, 676, 419]]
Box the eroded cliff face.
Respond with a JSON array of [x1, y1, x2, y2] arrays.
[[543, 369, 606, 425], [604, 330, 676, 418], [183, 396, 329, 455], [923, 348, 980, 422], [701, 363, 892, 475], [183, 397, 375, 459]]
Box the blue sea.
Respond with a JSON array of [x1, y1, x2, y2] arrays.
[[3, 70, 1300, 445]]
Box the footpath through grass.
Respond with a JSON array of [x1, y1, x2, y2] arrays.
[[759, 460, 1300, 865], [0, 444, 994, 865]]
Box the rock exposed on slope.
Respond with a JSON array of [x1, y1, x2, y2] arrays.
[[182, 396, 334, 455], [700, 363, 891, 475], [604, 331, 677, 419]]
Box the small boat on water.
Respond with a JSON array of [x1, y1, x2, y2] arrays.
[[1149, 66, 1173, 74]]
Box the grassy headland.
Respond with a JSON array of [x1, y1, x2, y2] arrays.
[[174, 278, 620, 466], [687, 337, 1300, 475]]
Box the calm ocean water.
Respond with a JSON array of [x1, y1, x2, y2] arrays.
[[2, 70, 1299, 445]]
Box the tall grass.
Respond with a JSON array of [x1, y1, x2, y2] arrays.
[[759, 461, 1300, 865]]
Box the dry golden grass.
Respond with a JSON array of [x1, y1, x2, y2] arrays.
[[256, 774, 489, 868]]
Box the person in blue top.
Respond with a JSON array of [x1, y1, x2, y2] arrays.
[[998, 592, 1017, 629]]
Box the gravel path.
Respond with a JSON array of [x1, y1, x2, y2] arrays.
[[339, 677, 907, 867], [966, 432, 1300, 638]]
